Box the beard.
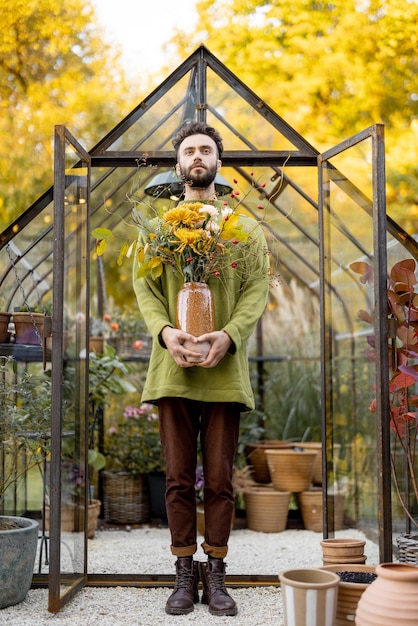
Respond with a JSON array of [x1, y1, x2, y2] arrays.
[[179, 162, 217, 189]]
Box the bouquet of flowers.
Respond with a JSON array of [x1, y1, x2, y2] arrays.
[[93, 199, 266, 285]]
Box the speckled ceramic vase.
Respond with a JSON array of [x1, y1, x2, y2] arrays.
[[355, 562, 418, 626], [176, 282, 215, 363], [280, 568, 340, 626]]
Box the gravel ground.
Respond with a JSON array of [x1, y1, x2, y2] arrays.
[[1, 527, 379, 625]]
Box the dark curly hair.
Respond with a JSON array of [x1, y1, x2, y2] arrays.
[[172, 121, 223, 160]]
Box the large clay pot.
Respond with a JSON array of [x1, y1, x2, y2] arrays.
[[292, 442, 342, 485], [355, 562, 418, 626], [176, 282, 215, 363], [244, 486, 290, 533], [298, 488, 345, 533], [245, 440, 293, 484], [45, 499, 101, 539], [0, 516, 39, 609], [280, 568, 340, 626], [265, 448, 317, 493], [321, 564, 377, 626]]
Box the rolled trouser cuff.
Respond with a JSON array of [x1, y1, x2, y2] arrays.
[[201, 541, 228, 558], [170, 543, 197, 557]]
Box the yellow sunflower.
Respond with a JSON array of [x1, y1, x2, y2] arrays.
[[174, 228, 207, 252], [163, 206, 203, 228]]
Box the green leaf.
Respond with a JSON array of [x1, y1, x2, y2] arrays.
[[91, 227, 113, 240]]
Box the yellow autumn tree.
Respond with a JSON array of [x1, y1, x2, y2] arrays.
[[0, 0, 137, 229], [170, 0, 418, 229]]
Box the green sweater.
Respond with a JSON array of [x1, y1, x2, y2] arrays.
[[132, 212, 270, 411]]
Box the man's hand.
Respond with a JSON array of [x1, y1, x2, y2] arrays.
[[161, 326, 207, 367], [196, 330, 232, 368], [161, 327, 232, 368]]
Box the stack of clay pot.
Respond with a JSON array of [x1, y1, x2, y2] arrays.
[[320, 537, 367, 566]]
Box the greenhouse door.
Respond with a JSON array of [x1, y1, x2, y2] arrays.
[[49, 126, 91, 611], [318, 124, 393, 562]]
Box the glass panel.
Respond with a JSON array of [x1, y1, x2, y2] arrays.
[[105, 74, 194, 152], [206, 68, 299, 151], [48, 127, 90, 610], [319, 130, 390, 548]]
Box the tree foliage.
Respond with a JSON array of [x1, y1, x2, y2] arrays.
[[171, 0, 418, 226], [0, 0, 135, 228]]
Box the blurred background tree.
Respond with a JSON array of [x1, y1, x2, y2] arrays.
[[1, 0, 417, 230], [169, 0, 418, 231], [0, 0, 136, 230]]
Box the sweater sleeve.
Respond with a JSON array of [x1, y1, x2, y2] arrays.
[[222, 222, 270, 352]]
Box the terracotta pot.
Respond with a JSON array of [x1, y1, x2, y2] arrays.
[[298, 488, 345, 533], [13, 312, 44, 345], [0, 311, 11, 343], [292, 442, 341, 486], [245, 440, 293, 484], [265, 448, 317, 493], [244, 486, 290, 533], [280, 568, 340, 626], [321, 564, 377, 626], [356, 562, 418, 626], [320, 537, 366, 565], [45, 499, 101, 539], [176, 282, 215, 363], [89, 335, 105, 353]]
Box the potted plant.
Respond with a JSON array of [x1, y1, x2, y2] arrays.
[[89, 316, 105, 353], [103, 402, 165, 524], [12, 304, 50, 346], [103, 305, 152, 358], [350, 258, 418, 555], [45, 346, 135, 536], [0, 356, 51, 608]]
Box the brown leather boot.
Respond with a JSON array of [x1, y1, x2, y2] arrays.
[[165, 557, 199, 615], [200, 558, 237, 616]]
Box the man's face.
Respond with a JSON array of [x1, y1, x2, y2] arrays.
[[176, 133, 221, 189]]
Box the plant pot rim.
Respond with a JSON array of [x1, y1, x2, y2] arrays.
[[246, 440, 294, 449], [280, 568, 340, 588], [244, 486, 291, 496], [265, 448, 318, 457], [376, 562, 418, 581], [320, 564, 377, 589], [321, 538, 366, 547], [0, 516, 39, 533]]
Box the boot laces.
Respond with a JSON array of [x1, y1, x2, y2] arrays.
[[208, 569, 227, 591], [175, 564, 194, 590]]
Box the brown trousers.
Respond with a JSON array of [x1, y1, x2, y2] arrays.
[[158, 397, 240, 559]]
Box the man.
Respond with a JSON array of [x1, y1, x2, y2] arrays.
[[133, 121, 269, 616]]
